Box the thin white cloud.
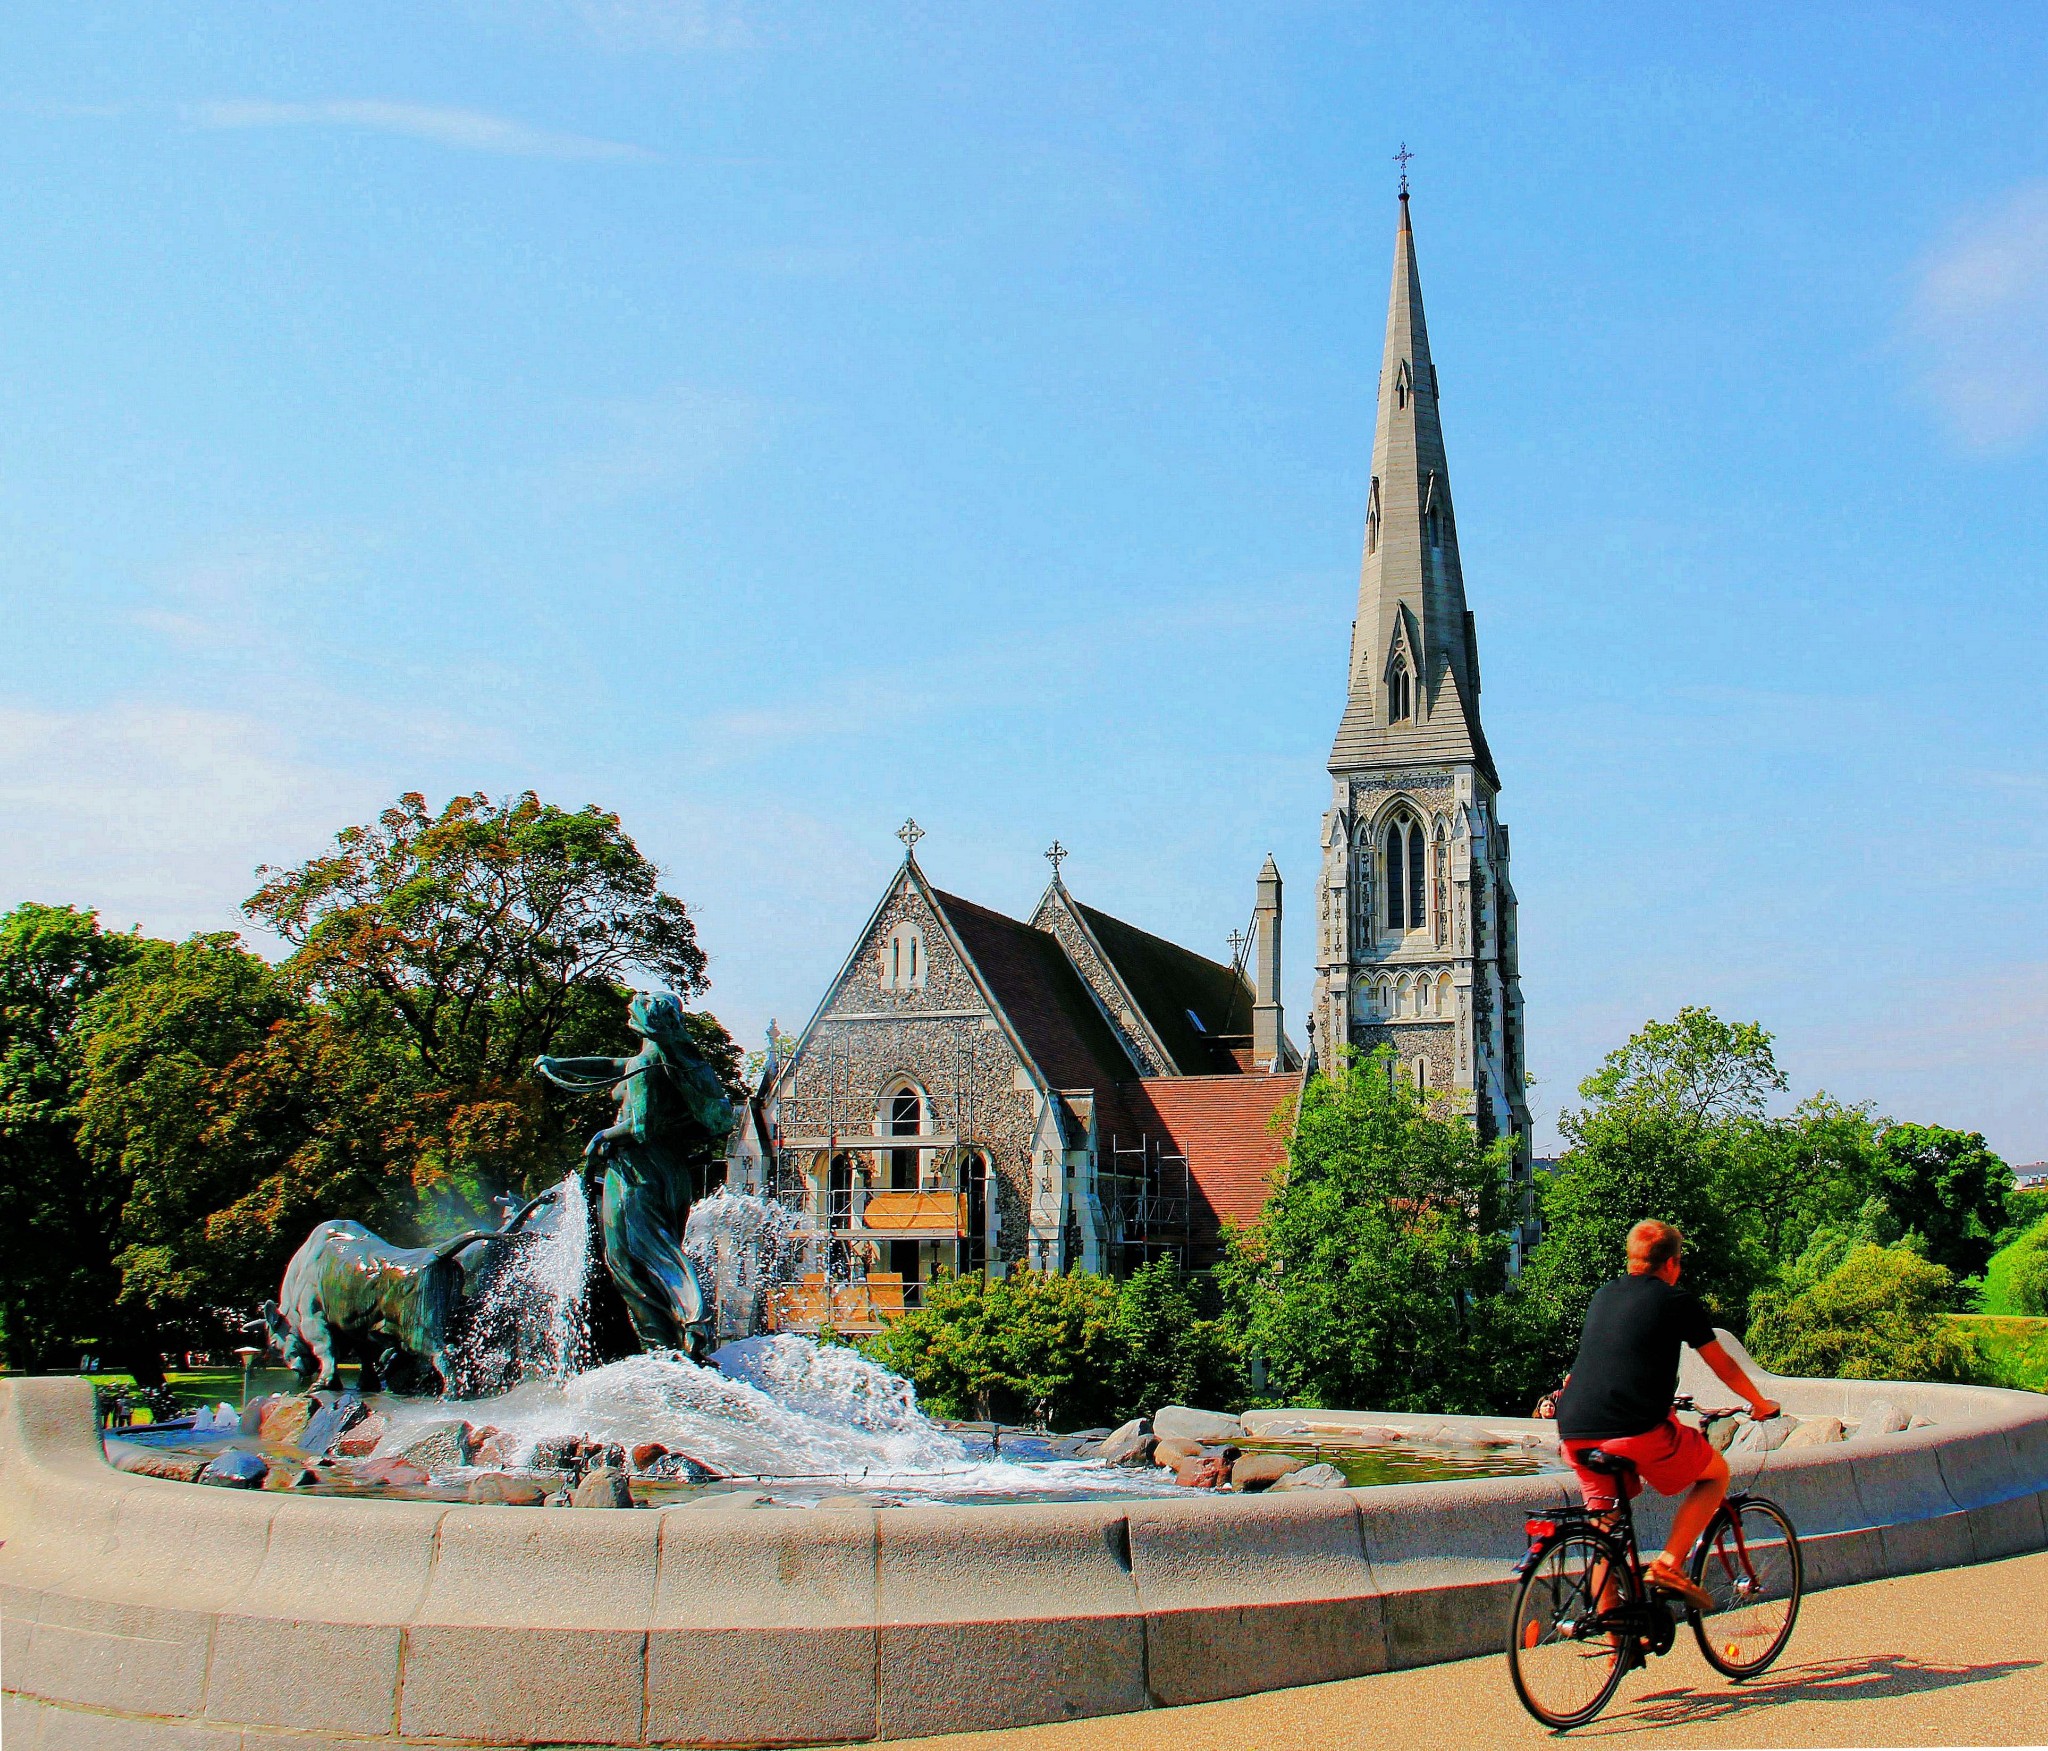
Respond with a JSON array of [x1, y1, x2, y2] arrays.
[[1907, 182, 2048, 452], [0, 703, 383, 939], [187, 99, 656, 163]]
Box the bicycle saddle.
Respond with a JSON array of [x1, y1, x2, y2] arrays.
[[1575, 1448, 1637, 1477]]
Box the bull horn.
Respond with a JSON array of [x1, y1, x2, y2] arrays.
[[426, 1229, 533, 1264]]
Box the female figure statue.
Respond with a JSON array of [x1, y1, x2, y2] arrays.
[[534, 993, 735, 1358]]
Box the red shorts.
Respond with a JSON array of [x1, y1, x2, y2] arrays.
[[1563, 1416, 1715, 1510]]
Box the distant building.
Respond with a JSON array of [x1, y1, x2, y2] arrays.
[[2016, 1163, 2048, 1192], [727, 832, 1301, 1323]]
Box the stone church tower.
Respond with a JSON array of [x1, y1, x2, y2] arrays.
[[1311, 190, 1530, 1166]]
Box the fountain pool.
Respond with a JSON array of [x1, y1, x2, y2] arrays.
[[103, 1334, 1563, 1507]]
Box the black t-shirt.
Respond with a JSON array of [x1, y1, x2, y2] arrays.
[[1555, 1273, 1718, 1441]]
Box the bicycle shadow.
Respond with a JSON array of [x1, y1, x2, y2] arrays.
[[1586, 1653, 2041, 1733]]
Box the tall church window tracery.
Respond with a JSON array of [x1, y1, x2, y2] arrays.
[[1387, 658, 1411, 724], [879, 921, 927, 992], [1433, 823, 1449, 946], [1407, 822, 1425, 929], [1384, 821, 1406, 932]]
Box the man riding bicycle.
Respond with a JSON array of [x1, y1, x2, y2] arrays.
[[1554, 1219, 1779, 1613]]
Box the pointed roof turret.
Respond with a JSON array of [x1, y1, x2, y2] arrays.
[[1329, 192, 1498, 787]]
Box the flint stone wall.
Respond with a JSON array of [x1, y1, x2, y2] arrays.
[[6, 1344, 2047, 1747]]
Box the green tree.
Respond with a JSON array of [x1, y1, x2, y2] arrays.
[[244, 790, 708, 1085], [1576, 1006, 1787, 1127], [1521, 1009, 1789, 1366], [1998, 1221, 2048, 1319], [75, 933, 303, 1355], [865, 1269, 1127, 1428], [1746, 1240, 1982, 1382], [1867, 1123, 2011, 1289], [1731, 1095, 1882, 1280], [0, 903, 141, 1370], [1218, 1048, 1518, 1414], [1113, 1256, 1245, 1417]]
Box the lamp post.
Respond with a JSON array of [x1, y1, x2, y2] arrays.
[[234, 1345, 262, 1411]]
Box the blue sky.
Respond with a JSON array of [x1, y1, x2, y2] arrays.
[[2, 3, 2043, 1161]]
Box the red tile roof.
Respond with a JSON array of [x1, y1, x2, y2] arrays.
[[1103, 1071, 1304, 1247]]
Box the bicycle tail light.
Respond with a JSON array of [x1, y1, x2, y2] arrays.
[[1523, 1517, 1556, 1540]]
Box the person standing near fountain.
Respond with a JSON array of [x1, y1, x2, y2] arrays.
[[534, 993, 735, 1359]]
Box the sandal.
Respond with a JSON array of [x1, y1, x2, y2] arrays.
[[1645, 1561, 1715, 1614]]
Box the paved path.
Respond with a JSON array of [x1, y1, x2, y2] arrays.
[[863, 1551, 2048, 1750]]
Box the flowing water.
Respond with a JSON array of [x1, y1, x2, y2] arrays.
[[683, 1190, 815, 1344], [452, 1173, 595, 1389]]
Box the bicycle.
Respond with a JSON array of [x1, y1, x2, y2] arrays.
[[1506, 1396, 1804, 1729]]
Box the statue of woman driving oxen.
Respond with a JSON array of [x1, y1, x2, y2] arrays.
[[534, 992, 736, 1359]]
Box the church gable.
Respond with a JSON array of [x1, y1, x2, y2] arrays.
[[1028, 884, 1174, 1078]]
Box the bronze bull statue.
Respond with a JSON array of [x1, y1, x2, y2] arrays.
[[261, 1220, 530, 1395]]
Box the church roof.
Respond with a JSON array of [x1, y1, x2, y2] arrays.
[[1073, 901, 1254, 1077], [1330, 191, 1500, 790], [1101, 1071, 1305, 1247], [929, 888, 1140, 1089]]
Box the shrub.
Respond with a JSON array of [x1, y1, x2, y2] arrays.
[[1746, 1241, 1982, 1382]]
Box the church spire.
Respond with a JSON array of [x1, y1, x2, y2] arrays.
[[1329, 192, 1497, 787]]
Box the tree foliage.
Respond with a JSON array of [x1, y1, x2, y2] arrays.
[[0, 904, 140, 1369], [1746, 1240, 1982, 1382], [244, 790, 707, 1084], [1867, 1123, 2012, 1287], [1218, 1048, 1525, 1414], [865, 1269, 1129, 1427]]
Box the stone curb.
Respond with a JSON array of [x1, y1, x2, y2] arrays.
[[6, 1349, 2047, 1747]]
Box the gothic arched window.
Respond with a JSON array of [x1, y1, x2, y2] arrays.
[[1433, 823, 1449, 946], [1365, 477, 1382, 555], [1407, 822, 1425, 929], [1387, 658, 1411, 724], [1385, 821, 1407, 932], [888, 1086, 923, 1190]]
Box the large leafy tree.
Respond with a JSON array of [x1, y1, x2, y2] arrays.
[[1746, 1240, 1981, 1383], [1868, 1123, 2011, 1288], [1519, 1008, 1786, 1370], [1218, 1048, 1520, 1414], [0, 904, 141, 1370], [244, 791, 707, 1083]]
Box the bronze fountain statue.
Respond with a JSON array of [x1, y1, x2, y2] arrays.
[[263, 992, 736, 1393], [534, 991, 737, 1360]]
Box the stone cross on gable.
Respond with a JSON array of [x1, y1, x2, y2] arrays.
[[1394, 141, 1413, 196], [1044, 840, 1068, 880], [897, 818, 925, 854]]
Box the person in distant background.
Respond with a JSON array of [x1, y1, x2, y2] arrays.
[[1555, 1219, 1780, 1610]]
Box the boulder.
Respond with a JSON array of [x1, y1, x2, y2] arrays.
[[1152, 1436, 1206, 1470], [470, 1433, 512, 1470], [1153, 1405, 1244, 1443], [1271, 1461, 1348, 1491], [1231, 1452, 1306, 1492], [1782, 1417, 1845, 1448], [357, 1455, 429, 1488], [531, 1435, 585, 1470], [1909, 1414, 1934, 1430], [258, 1394, 316, 1448], [466, 1472, 549, 1506], [1705, 1415, 1739, 1451], [1174, 1453, 1232, 1490], [334, 1410, 389, 1458], [263, 1462, 321, 1491], [397, 1421, 477, 1474], [239, 1394, 275, 1437], [571, 1465, 636, 1509], [113, 1447, 211, 1483], [1097, 1419, 1156, 1467], [631, 1441, 670, 1471], [1848, 1401, 1911, 1440], [296, 1391, 367, 1456], [199, 1450, 270, 1489], [641, 1451, 725, 1483]]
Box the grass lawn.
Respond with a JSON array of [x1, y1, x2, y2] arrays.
[[1954, 1314, 2048, 1393], [79, 1364, 350, 1419]]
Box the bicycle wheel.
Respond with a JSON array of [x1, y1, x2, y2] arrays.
[[1508, 1530, 1638, 1729], [1689, 1496, 1802, 1678]]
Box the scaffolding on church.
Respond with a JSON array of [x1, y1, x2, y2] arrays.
[[1101, 1133, 1191, 1275], [762, 1022, 993, 1330]]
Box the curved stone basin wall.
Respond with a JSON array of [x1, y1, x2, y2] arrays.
[[6, 1348, 2046, 1749]]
